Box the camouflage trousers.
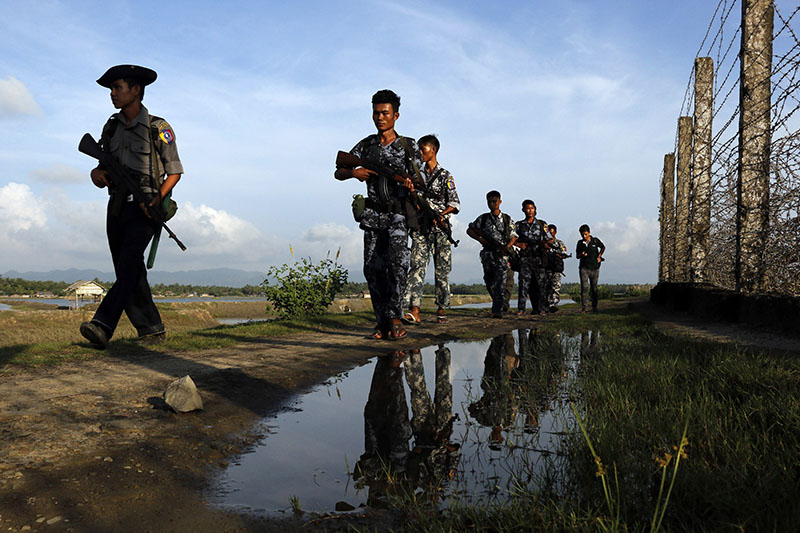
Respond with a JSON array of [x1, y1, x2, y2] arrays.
[[361, 354, 411, 476], [546, 271, 562, 309], [503, 265, 514, 311], [404, 228, 452, 309], [404, 346, 453, 439], [363, 221, 410, 325], [480, 249, 508, 315], [518, 257, 547, 313]]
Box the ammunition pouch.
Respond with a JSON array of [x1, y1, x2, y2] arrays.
[[352, 194, 366, 222], [162, 195, 178, 221]]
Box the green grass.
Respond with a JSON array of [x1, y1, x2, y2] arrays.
[[354, 305, 800, 532], [0, 306, 376, 369]]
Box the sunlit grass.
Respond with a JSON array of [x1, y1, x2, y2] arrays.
[[353, 305, 800, 531]]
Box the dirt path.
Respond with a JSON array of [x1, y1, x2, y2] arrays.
[[0, 309, 531, 532], [1, 300, 797, 532]]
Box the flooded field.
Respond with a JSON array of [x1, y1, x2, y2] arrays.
[[210, 328, 600, 516]]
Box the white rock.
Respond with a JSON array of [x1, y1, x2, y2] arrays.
[[164, 375, 204, 412]]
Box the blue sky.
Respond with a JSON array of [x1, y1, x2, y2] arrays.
[[0, 0, 784, 284]]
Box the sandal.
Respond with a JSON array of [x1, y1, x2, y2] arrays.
[[389, 322, 407, 341], [367, 327, 384, 340], [402, 312, 419, 325]]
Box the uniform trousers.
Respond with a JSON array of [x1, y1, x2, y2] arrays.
[[363, 217, 409, 326], [361, 355, 411, 477], [480, 249, 508, 315], [404, 228, 452, 309], [92, 200, 164, 337], [404, 347, 453, 441], [518, 257, 547, 313], [546, 271, 563, 309], [503, 265, 514, 311]]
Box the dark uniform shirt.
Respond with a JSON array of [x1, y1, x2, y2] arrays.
[[471, 212, 517, 248], [101, 105, 183, 195], [515, 218, 548, 260], [350, 134, 423, 230]]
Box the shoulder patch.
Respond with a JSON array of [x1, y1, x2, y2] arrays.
[[446, 177, 455, 190], [158, 122, 175, 145]]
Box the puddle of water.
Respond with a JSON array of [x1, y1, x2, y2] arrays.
[[210, 329, 600, 516], [0, 303, 11, 311]]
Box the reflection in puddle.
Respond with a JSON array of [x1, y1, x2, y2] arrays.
[[453, 298, 576, 309], [210, 329, 600, 516]]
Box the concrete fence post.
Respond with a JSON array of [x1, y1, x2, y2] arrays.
[[660, 153, 676, 282], [674, 116, 693, 282], [691, 57, 713, 283], [736, 0, 773, 293]]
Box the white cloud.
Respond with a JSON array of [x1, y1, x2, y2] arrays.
[[303, 222, 353, 242], [0, 182, 47, 231], [594, 217, 659, 282], [596, 217, 659, 254], [297, 222, 362, 271], [0, 77, 41, 118], [170, 202, 263, 253], [28, 164, 86, 184]]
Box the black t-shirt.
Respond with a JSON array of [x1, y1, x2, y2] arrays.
[[576, 236, 605, 270]]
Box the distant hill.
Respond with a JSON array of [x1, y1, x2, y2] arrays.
[[3, 268, 266, 287]]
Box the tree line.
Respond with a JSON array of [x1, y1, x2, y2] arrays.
[[0, 276, 265, 297]]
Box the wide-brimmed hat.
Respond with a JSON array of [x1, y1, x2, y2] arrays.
[[96, 65, 157, 88]]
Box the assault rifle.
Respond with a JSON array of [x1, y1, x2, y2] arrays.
[[79, 133, 187, 251], [336, 151, 406, 205], [410, 190, 459, 247], [467, 222, 518, 260], [336, 151, 459, 246]]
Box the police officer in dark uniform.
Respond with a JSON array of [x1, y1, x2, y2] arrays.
[[79, 65, 183, 348], [335, 89, 422, 340]]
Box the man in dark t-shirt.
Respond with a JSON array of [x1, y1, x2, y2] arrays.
[[576, 224, 605, 313]]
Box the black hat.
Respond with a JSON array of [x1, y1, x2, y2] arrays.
[[96, 65, 157, 88]]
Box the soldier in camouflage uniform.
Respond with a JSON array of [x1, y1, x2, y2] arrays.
[[467, 333, 519, 447], [404, 345, 461, 487], [79, 65, 183, 349], [404, 346, 454, 445], [335, 90, 423, 340], [467, 191, 517, 318], [515, 200, 552, 315], [403, 135, 460, 324], [544, 224, 569, 312], [354, 351, 411, 506]]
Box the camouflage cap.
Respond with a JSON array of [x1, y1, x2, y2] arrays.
[[96, 65, 157, 88]]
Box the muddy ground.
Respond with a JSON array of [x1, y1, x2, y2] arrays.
[[0, 300, 797, 532]]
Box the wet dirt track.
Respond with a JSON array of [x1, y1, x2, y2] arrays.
[[1, 299, 796, 532]]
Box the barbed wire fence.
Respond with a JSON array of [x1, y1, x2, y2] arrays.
[[659, 0, 800, 296]]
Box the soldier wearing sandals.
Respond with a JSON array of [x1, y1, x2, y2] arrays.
[[335, 89, 423, 340], [403, 134, 460, 325]]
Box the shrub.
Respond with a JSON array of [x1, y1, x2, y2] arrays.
[[261, 249, 348, 318]]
